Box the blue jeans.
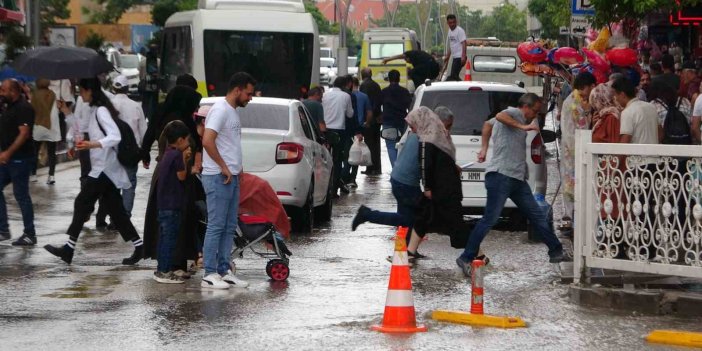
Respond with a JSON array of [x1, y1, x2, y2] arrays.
[[365, 178, 422, 227], [0, 158, 35, 235], [157, 209, 181, 273], [201, 173, 239, 275], [122, 165, 138, 217], [459, 172, 563, 262], [385, 138, 398, 168]]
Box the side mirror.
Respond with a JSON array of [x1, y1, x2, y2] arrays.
[[540, 129, 557, 143]]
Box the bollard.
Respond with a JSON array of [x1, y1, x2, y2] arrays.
[[470, 259, 485, 315]]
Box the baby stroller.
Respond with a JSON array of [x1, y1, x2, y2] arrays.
[[233, 214, 292, 281]]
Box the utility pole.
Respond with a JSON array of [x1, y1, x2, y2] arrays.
[[25, 0, 41, 46], [336, 0, 352, 76]]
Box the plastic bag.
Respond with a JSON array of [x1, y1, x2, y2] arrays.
[[348, 139, 372, 166]]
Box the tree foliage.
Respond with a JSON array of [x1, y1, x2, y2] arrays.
[[151, 0, 197, 27], [528, 0, 569, 40], [304, 0, 334, 34], [85, 0, 152, 24], [3, 25, 32, 62], [589, 0, 701, 28], [480, 2, 528, 42], [40, 0, 71, 32], [83, 30, 105, 51]]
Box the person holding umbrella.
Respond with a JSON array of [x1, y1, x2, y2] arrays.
[[44, 78, 143, 265]]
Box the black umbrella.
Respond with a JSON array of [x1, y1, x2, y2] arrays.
[[12, 46, 114, 80]]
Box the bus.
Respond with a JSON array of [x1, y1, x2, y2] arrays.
[[359, 28, 420, 91], [161, 0, 319, 99]]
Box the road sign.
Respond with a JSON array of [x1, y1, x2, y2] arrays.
[[572, 0, 594, 16], [570, 16, 589, 37], [559, 26, 570, 35]]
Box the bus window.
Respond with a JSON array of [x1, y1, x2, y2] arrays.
[[472, 55, 517, 73], [203, 30, 314, 99], [161, 26, 193, 93], [369, 42, 404, 60]]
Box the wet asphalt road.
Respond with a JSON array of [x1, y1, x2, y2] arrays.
[[1, 154, 700, 351]]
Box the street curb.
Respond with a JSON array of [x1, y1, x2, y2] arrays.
[[569, 285, 702, 317]]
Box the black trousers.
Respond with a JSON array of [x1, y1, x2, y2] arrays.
[[447, 57, 463, 81], [32, 141, 57, 176], [67, 173, 140, 243], [363, 122, 382, 173]]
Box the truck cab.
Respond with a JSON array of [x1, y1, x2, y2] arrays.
[[359, 28, 420, 91]]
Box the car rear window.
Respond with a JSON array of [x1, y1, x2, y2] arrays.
[[236, 104, 289, 130], [419, 90, 523, 135]]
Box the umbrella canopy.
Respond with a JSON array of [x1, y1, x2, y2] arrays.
[[12, 46, 114, 80]]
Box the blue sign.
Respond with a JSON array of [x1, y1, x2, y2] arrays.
[[572, 0, 594, 16]]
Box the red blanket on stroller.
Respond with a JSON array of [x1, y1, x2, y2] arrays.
[[239, 173, 291, 238]]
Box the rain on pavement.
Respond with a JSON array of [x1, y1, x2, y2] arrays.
[[0, 154, 700, 350]]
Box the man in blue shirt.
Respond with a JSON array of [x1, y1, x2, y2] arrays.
[[344, 77, 372, 187]]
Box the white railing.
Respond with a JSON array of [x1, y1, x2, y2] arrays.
[[573, 130, 702, 283]]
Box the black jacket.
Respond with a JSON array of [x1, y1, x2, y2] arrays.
[[420, 142, 462, 203], [381, 83, 411, 128], [360, 77, 382, 121]]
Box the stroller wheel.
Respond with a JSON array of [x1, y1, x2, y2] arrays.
[[266, 259, 289, 281]]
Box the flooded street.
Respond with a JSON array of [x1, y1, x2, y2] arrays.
[[0, 155, 699, 350]]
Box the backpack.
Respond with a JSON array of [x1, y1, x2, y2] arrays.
[[661, 98, 692, 145], [96, 114, 141, 167]]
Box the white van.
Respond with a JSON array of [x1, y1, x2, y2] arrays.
[[162, 0, 320, 99]]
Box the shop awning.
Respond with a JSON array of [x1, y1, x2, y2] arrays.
[[0, 8, 24, 23]]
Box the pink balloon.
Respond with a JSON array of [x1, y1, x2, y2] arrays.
[[582, 48, 610, 72], [554, 47, 584, 65], [605, 48, 638, 67]]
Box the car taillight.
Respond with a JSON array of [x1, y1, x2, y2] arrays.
[[276, 143, 304, 164], [531, 134, 543, 164]]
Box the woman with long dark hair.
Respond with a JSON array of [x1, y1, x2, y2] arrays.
[[44, 77, 143, 265]]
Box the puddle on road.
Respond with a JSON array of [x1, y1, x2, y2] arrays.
[[42, 274, 121, 299]]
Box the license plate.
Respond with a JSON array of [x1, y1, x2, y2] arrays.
[[461, 171, 484, 182]]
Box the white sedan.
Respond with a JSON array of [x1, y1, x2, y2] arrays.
[[200, 97, 334, 233]]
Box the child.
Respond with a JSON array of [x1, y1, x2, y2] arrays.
[[154, 121, 192, 284]]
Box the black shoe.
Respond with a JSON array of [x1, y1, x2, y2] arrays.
[[11, 233, 36, 246], [338, 181, 350, 194], [96, 221, 108, 231], [44, 244, 74, 264], [122, 247, 143, 265], [106, 223, 118, 231], [351, 205, 369, 231], [549, 250, 573, 263], [347, 181, 358, 189], [408, 250, 428, 259], [0, 231, 10, 241]]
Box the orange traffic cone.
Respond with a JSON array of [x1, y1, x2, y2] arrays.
[[464, 60, 472, 81], [372, 226, 427, 333]]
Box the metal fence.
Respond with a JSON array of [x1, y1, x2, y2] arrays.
[[573, 130, 702, 283]]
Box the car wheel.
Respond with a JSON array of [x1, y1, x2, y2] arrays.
[[314, 170, 334, 222], [291, 180, 314, 233]]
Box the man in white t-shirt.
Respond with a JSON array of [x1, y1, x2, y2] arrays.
[[444, 14, 467, 81], [200, 72, 256, 290], [692, 92, 702, 144], [613, 77, 660, 145]]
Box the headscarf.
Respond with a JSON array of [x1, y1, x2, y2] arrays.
[[589, 83, 622, 126], [405, 106, 456, 160], [31, 78, 56, 130]]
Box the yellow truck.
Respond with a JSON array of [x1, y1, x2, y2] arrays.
[[359, 28, 420, 91]]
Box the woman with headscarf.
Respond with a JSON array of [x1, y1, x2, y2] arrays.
[[590, 83, 623, 143], [142, 75, 203, 277], [30, 78, 61, 185], [409, 107, 484, 259]]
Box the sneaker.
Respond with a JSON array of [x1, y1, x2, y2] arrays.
[[408, 250, 428, 259], [338, 181, 350, 194], [351, 205, 370, 231], [476, 254, 491, 266], [201, 273, 230, 289], [347, 181, 358, 189], [46, 176, 55, 185], [122, 247, 143, 265], [456, 258, 472, 277], [11, 233, 36, 246], [153, 271, 185, 284], [222, 270, 249, 288], [44, 244, 74, 264], [172, 269, 191, 279], [0, 231, 10, 241], [549, 251, 573, 263]]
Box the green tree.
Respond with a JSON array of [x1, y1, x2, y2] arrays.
[[304, 0, 334, 34], [589, 0, 701, 28], [480, 2, 527, 42], [528, 0, 569, 40], [151, 0, 197, 27], [40, 0, 71, 32], [3, 25, 32, 63], [85, 0, 153, 24], [83, 30, 105, 51]]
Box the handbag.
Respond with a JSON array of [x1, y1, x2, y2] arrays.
[[381, 127, 400, 141]]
